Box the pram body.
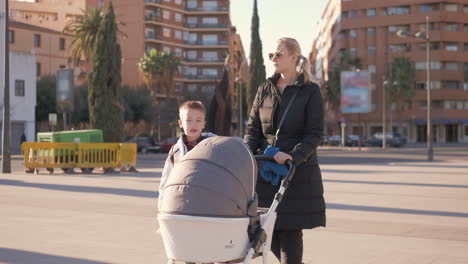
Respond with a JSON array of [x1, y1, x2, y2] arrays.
[[158, 137, 294, 264]]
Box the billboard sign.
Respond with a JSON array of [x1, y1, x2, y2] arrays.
[[340, 71, 371, 113], [56, 69, 74, 112]]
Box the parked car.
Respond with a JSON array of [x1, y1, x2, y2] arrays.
[[369, 132, 405, 147], [160, 137, 179, 153], [328, 135, 354, 146], [126, 137, 161, 153], [347, 134, 369, 147]]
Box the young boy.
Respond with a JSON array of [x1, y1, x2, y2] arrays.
[[158, 100, 215, 211]]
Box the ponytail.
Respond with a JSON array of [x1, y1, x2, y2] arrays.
[[296, 55, 312, 83]]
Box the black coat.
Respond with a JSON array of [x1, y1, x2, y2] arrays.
[[244, 74, 326, 230]]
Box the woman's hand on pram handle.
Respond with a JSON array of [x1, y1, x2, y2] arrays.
[[273, 151, 292, 165], [254, 155, 295, 183]]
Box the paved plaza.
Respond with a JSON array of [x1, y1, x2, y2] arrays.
[[1, 146, 467, 264]]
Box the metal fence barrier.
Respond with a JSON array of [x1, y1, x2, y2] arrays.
[[22, 142, 137, 174]]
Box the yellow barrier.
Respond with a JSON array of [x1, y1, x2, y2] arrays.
[[22, 142, 137, 174]]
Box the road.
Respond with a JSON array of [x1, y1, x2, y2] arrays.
[[1, 146, 467, 263]]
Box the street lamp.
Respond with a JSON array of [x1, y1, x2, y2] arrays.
[[396, 16, 433, 161]]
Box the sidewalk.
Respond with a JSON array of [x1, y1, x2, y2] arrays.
[[1, 156, 467, 264]]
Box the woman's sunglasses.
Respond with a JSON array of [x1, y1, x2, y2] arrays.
[[268, 51, 284, 61]]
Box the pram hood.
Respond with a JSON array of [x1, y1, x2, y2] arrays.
[[159, 136, 257, 217]]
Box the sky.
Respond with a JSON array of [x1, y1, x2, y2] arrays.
[[230, 0, 328, 77]]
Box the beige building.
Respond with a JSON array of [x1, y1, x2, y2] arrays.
[[315, 0, 468, 143]]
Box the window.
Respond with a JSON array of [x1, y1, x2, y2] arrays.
[[203, 51, 218, 61], [59, 38, 65, 50], [59, 65, 66, 69], [445, 43, 459, 51], [175, 0, 182, 4], [185, 83, 197, 92], [368, 46, 376, 55], [341, 12, 347, 20], [202, 1, 218, 10], [389, 44, 410, 53], [350, 48, 357, 56], [420, 4, 433, 12], [446, 81, 459, 89], [174, 48, 182, 57], [415, 61, 441, 70], [202, 68, 217, 76], [34, 34, 41, 47], [187, 0, 197, 8], [201, 85, 215, 93], [465, 43, 468, 51], [202, 17, 218, 24], [366, 8, 376, 16], [175, 13, 182, 22], [367, 27, 376, 36], [8, 30, 14, 44], [349, 29, 357, 38], [388, 25, 410, 33], [163, 28, 171, 37], [15, 80, 25, 97], [368, 65, 376, 73], [464, 24, 468, 32], [419, 42, 440, 50], [348, 10, 357, 18], [386, 6, 410, 15], [187, 50, 197, 59], [417, 22, 435, 32], [445, 62, 459, 71], [163, 10, 170, 19], [464, 5, 468, 13], [445, 23, 458, 31], [445, 4, 458, 12], [163, 46, 171, 53], [202, 34, 217, 44], [465, 126, 468, 136], [175, 82, 182, 93], [416, 82, 426, 90], [174, 30, 182, 39], [36, 63, 41, 76]]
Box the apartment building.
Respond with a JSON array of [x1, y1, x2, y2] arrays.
[[9, 0, 100, 82], [315, 0, 468, 143]]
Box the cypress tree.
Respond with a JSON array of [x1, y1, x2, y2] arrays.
[[247, 0, 266, 114], [88, 2, 124, 142]]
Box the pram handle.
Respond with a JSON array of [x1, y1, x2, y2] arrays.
[[254, 155, 296, 187]]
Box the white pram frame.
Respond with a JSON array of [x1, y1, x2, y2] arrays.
[[158, 156, 295, 264]]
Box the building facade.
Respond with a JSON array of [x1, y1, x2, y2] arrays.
[[0, 51, 37, 154], [315, 0, 468, 143]]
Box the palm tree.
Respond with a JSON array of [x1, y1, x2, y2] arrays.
[[63, 7, 104, 66], [137, 49, 180, 96]]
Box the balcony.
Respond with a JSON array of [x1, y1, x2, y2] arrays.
[[185, 23, 229, 29], [185, 6, 229, 12], [145, 14, 162, 22], [183, 74, 220, 80], [145, 0, 162, 4], [184, 57, 225, 63], [145, 34, 162, 40], [184, 40, 229, 46]]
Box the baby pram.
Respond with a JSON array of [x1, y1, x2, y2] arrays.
[[158, 137, 295, 264]]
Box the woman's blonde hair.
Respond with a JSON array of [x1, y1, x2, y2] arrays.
[[277, 37, 312, 83]]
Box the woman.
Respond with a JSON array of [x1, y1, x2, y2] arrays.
[[244, 37, 325, 264]]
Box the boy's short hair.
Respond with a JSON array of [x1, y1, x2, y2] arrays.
[[179, 101, 206, 117]]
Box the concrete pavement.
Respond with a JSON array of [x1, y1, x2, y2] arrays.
[[1, 149, 467, 264]]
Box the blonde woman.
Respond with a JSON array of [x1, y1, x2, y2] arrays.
[[244, 37, 325, 264]]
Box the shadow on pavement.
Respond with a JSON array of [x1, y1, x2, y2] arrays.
[[327, 203, 468, 218], [318, 156, 424, 165], [324, 179, 468, 188], [0, 248, 112, 264], [0, 179, 158, 198]]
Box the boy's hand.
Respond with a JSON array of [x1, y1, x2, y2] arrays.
[[274, 151, 292, 164]]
